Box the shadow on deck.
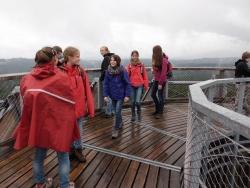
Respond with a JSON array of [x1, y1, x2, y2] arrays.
[[0, 103, 188, 188]]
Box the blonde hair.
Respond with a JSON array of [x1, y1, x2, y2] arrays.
[[101, 46, 109, 53], [242, 51, 250, 61], [63, 47, 80, 63]]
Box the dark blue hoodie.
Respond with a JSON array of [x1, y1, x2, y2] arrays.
[[103, 65, 131, 100]]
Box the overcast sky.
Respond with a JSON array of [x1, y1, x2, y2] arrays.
[[0, 0, 249, 59]]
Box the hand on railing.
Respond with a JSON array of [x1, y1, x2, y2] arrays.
[[141, 79, 154, 102], [104, 97, 109, 103], [124, 97, 129, 103], [90, 81, 97, 88]]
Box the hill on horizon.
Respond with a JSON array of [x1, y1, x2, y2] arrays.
[[0, 57, 237, 74]]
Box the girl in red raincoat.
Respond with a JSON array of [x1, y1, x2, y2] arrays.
[[127, 50, 149, 122], [60, 46, 95, 163], [13, 47, 78, 188]]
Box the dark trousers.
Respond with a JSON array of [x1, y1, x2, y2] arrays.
[[151, 81, 166, 113]]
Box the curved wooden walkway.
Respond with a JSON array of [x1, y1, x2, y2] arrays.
[[0, 103, 188, 188]]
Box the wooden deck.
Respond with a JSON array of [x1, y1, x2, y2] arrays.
[[0, 103, 188, 188]]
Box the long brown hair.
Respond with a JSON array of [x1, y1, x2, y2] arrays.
[[35, 47, 57, 65], [152, 45, 163, 68], [130, 50, 140, 65]]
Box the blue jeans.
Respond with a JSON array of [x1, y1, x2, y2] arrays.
[[33, 147, 70, 188], [131, 86, 143, 104], [112, 100, 123, 129], [151, 81, 166, 113], [72, 117, 85, 149]]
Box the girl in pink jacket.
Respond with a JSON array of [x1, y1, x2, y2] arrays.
[[151, 45, 169, 119]]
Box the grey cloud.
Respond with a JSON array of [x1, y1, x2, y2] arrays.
[[0, 0, 249, 59]]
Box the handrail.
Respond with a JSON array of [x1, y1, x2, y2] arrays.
[[189, 77, 250, 139], [0, 67, 235, 81], [184, 77, 250, 188]]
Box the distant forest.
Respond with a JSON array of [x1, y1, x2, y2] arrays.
[[0, 57, 237, 74]]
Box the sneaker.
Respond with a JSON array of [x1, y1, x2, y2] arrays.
[[155, 113, 163, 119], [104, 114, 113, 118], [69, 182, 75, 188], [152, 111, 158, 115], [119, 122, 124, 129], [69, 149, 75, 160], [73, 149, 86, 163], [131, 115, 136, 122], [112, 130, 119, 139], [137, 112, 141, 122], [35, 177, 53, 188], [57, 181, 75, 188]]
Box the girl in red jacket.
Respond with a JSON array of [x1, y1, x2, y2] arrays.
[[127, 50, 149, 122], [62, 47, 95, 162], [13, 47, 78, 188]]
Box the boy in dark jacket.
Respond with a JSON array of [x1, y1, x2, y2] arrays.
[[103, 54, 131, 138], [100, 46, 114, 81], [235, 52, 250, 78], [235, 51, 250, 115], [100, 46, 114, 117]]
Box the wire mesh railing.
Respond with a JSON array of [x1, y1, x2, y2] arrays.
[[184, 78, 250, 188], [202, 81, 250, 117], [145, 67, 235, 101], [0, 79, 21, 142]]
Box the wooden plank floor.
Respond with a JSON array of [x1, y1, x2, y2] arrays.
[[0, 103, 188, 188]]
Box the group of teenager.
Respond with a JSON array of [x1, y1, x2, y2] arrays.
[[99, 46, 169, 138], [12, 45, 170, 188]]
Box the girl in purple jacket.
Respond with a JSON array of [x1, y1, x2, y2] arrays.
[[103, 54, 131, 138], [151, 45, 169, 119]]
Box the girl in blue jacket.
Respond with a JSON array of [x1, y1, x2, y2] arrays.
[[103, 54, 131, 138]]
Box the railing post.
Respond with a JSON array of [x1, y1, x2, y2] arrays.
[[184, 98, 205, 188], [208, 86, 215, 102], [231, 82, 246, 188], [218, 70, 227, 98], [202, 87, 214, 186], [96, 77, 102, 110], [165, 82, 169, 100], [185, 110, 204, 188], [236, 82, 246, 114], [184, 101, 193, 188]]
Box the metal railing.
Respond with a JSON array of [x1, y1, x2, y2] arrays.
[[183, 77, 250, 188], [0, 67, 235, 153]]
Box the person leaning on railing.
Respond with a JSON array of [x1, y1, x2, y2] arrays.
[[234, 51, 250, 115], [13, 47, 78, 188]]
